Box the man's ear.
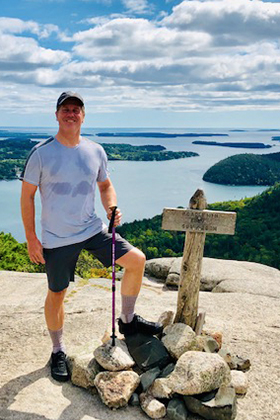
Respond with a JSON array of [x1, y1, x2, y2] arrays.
[[55, 111, 58, 121]]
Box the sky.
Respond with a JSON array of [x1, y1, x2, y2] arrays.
[[1, 0, 280, 128]]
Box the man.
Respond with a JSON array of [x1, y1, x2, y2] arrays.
[[20, 91, 163, 382]]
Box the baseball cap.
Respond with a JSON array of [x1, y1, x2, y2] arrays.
[[56, 91, 84, 109]]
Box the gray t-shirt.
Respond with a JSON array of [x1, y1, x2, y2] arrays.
[[20, 136, 109, 248]]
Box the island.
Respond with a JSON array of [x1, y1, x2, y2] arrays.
[[272, 136, 280, 141], [203, 152, 280, 185], [192, 140, 271, 149], [257, 129, 280, 132], [96, 132, 228, 138], [0, 137, 199, 181]]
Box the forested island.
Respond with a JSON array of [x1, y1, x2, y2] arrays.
[[203, 152, 280, 185], [0, 137, 198, 180], [192, 140, 271, 149], [96, 132, 228, 138], [96, 143, 198, 161], [1, 183, 279, 273]]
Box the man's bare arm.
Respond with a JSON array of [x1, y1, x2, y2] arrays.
[[20, 181, 45, 264], [97, 178, 122, 226]]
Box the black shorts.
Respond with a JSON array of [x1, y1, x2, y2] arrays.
[[43, 229, 133, 292]]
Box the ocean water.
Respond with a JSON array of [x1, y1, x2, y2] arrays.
[[1, 127, 279, 243]]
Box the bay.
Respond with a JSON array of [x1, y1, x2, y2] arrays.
[[0, 127, 279, 243]]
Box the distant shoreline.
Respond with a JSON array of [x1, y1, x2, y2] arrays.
[[192, 141, 271, 149], [96, 132, 229, 138]]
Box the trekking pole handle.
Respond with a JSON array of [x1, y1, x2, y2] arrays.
[[108, 206, 118, 233]]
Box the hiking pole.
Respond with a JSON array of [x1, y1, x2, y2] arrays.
[[108, 206, 117, 347]]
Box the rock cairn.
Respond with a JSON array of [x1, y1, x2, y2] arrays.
[[67, 311, 250, 420]]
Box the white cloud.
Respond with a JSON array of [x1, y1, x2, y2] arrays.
[[121, 0, 151, 14], [0, 33, 70, 67], [0, 17, 59, 39], [71, 17, 211, 60], [163, 0, 280, 44], [2, 0, 280, 118]]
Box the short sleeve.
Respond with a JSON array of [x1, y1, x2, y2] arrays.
[[97, 146, 109, 182], [19, 149, 41, 186]]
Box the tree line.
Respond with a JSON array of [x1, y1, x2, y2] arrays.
[[0, 138, 198, 180], [203, 152, 280, 185]]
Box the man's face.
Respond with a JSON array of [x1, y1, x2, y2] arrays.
[[56, 99, 85, 130]]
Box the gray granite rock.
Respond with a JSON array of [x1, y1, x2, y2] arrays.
[[167, 398, 190, 420], [145, 257, 176, 280], [145, 256, 280, 298], [68, 352, 101, 389], [162, 323, 196, 359], [140, 366, 161, 391], [93, 338, 135, 371], [139, 392, 167, 419], [94, 370, 140, 408], [202, 258, 280, 297], [158, 362, 175, 378], [184, 385, 237, 420], [168, 352, 231, 395]]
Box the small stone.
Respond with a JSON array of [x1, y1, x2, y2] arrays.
[[140, 366, 161, 391], [94, 338, 134, 371], [203, 330, 223, 349], [203, 337, 220, 353], [168, 351, 231, 395], [218, 348, 233, 366], [192, 336, 219, 353], [158, 362, 175, 378], [184, 385, 237, 420], [162, 323, 196, 359], [230, 370, 249, 395], [140, 392, 167, 419], [129, 393, 140, 406], [94, 370, 140, 408], [210, 331, 223, 349], [230, 355, 251, 372], [157, 310, 174, 329], [167, 398, 190, 420], [150, 377, 173, 399], [218, 348, 250, 371], [68, 353, 100, 389]]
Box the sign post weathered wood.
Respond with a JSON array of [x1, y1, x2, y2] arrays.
[[162, 189, 236, 329]]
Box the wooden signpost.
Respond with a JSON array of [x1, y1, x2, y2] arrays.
[[162, 189, 236, 330]]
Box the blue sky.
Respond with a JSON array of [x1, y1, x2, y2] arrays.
[[1, 0, 280, 128]]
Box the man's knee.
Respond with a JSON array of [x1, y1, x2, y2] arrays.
[[46, 288, 67, 305], [117, 248, 146, 271]]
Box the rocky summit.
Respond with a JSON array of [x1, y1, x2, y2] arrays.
[[1, 257, 280, 420]]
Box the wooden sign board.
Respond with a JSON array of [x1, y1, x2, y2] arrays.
[[162, 208, 236, 235]]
